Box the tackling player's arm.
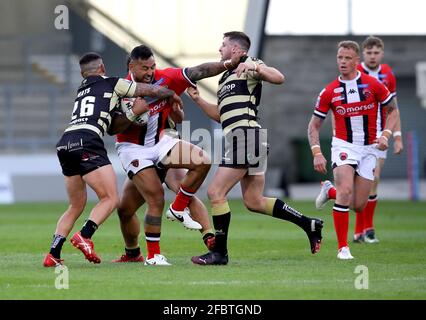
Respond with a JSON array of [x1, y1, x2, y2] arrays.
[[186, 87, 220, 122], [185, 51, 245, 82], [236, 61, 285, 84], [113, 78, 183, 110], [308, 115, 327, 174], [107, 98, 150, 135]]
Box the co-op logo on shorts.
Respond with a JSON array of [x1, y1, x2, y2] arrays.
[[336, 103, 375, 115]]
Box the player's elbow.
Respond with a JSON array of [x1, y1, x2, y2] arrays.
[[274, 73, 285, 84], [267, 70, 285, 84]]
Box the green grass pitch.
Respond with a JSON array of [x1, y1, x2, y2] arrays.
[[0, 200, 425, 299]]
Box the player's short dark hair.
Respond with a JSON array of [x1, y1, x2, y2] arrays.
[[224, 31, 251, 51], [337, 40, 360, 55], [126, 55, 131, 72], [362, 36, 384, 50], [79, 52, 102, 66], [130, 45, 154, 61]]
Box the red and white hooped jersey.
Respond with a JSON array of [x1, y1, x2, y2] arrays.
[[116, 68, 195, 146], [313, 71, 393, 146]]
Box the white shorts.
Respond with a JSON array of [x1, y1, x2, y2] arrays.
[[331, 137, 378, 181], [373, 148, 387, 160], [116, 135, 180, 178]]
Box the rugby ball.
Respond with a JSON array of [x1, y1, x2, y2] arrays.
[[120, 98, 149, 125]]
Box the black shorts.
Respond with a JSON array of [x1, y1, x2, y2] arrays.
[[56, 130, 111, 177], [219, 127, 269, 175]]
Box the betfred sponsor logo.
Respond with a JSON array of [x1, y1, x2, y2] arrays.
[[335, 103, 375, 116]]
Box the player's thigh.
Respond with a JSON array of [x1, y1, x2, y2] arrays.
[[240, 174, 265, 203], [132, 167, 164, 203], [164, 141, 210, 169], [64, 174, 87, 209], [208, 166, 247, 200], [83, 164, 118, 199], [119, 178, 145, 215]]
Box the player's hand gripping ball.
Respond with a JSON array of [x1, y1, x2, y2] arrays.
[[121, 97, 149, 125]]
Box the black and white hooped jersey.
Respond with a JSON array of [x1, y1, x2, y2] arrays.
[[217, 56, 263, 135], [64, 75, 136, 137]]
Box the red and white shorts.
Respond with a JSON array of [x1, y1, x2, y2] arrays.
[[116, 134, 180, 178]]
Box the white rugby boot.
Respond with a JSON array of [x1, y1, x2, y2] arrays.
[[166, 205, 202, 230], [315, 180, 334, 210]]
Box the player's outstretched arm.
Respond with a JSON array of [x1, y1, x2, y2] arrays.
[[132, 83, 183, 112], [185, 51, 245, 82], [235, 61, 285, 84], [187, 87, 220, 122]]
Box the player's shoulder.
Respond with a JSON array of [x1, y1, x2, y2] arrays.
[[380, 63, 395, 75], [360, 72, 380, 84], [357, 63, 368, 73], [246, 56, 264, 65], [104, 75, 126, 86], [156, 67, 182, 77], [380, 63, 393, 71], [323, 78, 341, 93]]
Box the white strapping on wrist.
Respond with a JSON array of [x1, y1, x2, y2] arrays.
[[393, 131, 402, 137], [125, 108, 137, 121]]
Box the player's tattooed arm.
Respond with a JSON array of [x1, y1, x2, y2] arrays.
[[186, 52, 245, 81], [186, 62, 229, 82], [382, 98, 399, 134], [133, 83, 175, 99], [307, 115, 324, 147], [133, 83, 183, 110]]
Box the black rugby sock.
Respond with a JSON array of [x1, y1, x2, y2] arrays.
[[80, 219, 98, 239]]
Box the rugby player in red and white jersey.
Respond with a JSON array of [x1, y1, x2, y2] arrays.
[[43, 52, 182, 267], [350, 36, 403, 243], [111, 45, 243, 265], [307, 41, 399, 259]]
